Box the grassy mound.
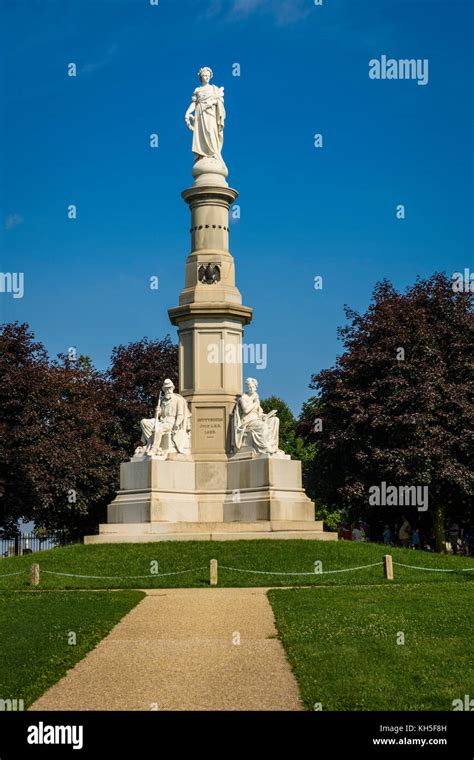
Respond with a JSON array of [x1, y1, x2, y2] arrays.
[[0, 540, 472, 589]]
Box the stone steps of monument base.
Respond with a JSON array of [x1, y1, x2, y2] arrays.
[[84, 529, 336, 544], [97, 520, 324, 535]]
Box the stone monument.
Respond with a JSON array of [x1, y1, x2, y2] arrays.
[[85, 67, 336, 543]]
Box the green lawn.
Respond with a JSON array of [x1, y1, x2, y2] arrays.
[[268, 583, 474, 711], [0, 541, 472, 712], [0, 590, 144, 708], [0, 540, 472, 589]]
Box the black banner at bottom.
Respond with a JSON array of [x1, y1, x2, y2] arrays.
[[0, 711, 472, 757]]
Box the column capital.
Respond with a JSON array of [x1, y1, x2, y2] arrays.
[[168, 302, 253, 327], [182, 185, 238, 208]]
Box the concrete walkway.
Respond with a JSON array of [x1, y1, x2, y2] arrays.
[[30, 588, 302, 711]]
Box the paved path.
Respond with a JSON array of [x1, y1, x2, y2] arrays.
[[30, 588, 302, 711]]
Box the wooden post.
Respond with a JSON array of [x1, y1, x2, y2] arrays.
[[210, 559, 218, 586], [384, 554, 394, 580], [30, 563, 40, 587]]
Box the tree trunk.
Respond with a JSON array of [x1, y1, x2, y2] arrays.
[[433, 503, 445, 553]]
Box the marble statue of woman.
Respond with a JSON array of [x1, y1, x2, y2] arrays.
[[232, 378, 284, 456], [184, 67, 225, 163]]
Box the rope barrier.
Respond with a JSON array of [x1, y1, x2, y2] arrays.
[[0, 559, 472, 580], [219, 561, 382, 576], [40, 567, 208, 579], [393, 561, 474, 573], [0, 571, 26, 577]]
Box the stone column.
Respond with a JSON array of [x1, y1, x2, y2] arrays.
[[168, 164, 252, 462]]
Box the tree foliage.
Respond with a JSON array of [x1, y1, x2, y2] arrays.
[[108, 336, 178, 453], [299, 273, 473, 551], [0, 324, 179, 537], [261, 396, 316, 482]]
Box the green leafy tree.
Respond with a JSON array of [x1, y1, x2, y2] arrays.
[[261, 396, 316, 488]]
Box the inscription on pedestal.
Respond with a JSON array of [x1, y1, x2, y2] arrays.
[[195, 407, 226, 452]]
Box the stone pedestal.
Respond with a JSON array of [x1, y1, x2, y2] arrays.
[[86, 160, 336, 544], [105, 455, 313, 524], [107, 459, 199, 523], [86, 453, 336, 543]]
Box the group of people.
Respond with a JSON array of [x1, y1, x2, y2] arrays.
[[385, 517, 472, 554], [338, 516, 472, 555], [338, 521, 370, 543], [444, 520, 472, 556], [383, 516, 423, 550]]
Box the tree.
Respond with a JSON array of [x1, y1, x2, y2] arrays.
[[0, 325, 180, 537], [0, 323, 124, 537], [261, 396, 316, 486], [30, 353, 124, 536], [301, 274, 473, 552], [0, 323, 50, 536], [296, 395, 324, 501], [108, 336, 178, 454]]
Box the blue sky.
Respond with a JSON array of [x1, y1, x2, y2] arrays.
[[1, 0, 473, 414]]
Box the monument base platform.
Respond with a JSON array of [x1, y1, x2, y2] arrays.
[[84, 520, 337, 543], [84, 456, 337, 544]]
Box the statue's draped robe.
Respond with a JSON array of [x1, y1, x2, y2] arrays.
[[192, 84, 225, 160], [233, 392, 279, 455]]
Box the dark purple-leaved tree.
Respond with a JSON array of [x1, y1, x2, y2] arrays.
[[0, 323, 122, 537], [0, 325, 179, 537], [299, 273, 473, 552], [108, 336, 178, 455]]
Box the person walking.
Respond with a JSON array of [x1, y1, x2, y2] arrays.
[[352, 524, 363, 542], [461, 524, 471, 556], [339, 522, 352, 541], [383, 525, 392, 545], [399, 515, 411, 548], [411, 528, 420, 550], [449, 521, 460, 555]]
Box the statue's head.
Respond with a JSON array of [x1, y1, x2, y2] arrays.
[[198, 67, 213, 84], [162, 378, 175, 397], [245, 377, 258, 395]]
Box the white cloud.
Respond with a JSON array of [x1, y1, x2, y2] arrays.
[[4, 214, 23, 230], [81, 43, 118, 75], [271, 0, 311, 25], [231, 0, 266, 17], [203, 0, 310, 26]]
